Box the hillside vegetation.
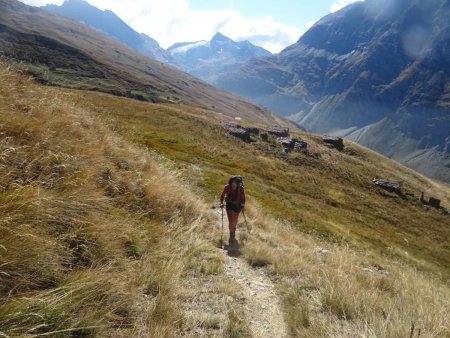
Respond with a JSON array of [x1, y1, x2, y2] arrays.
[[0, 0, 289, 127], [75, 89, 450, 277], [0, 62, 253, 337], [1, 62, 449, 337]]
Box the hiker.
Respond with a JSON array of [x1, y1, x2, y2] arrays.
[[220, 175, 245, 242]]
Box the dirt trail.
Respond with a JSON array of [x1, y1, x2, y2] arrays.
[[215, 209, 288, 338]]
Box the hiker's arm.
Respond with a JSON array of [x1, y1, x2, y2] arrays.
[[220, 186, 227, 207], [240, 187, 246, 209]]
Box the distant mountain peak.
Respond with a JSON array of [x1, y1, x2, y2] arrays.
[[169, 33, 271, 83], [211, 32, 230, 41], [61, 0, 91, 7]]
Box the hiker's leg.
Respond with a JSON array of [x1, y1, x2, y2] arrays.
[[228, 211, 238, 233], [226, 209, 234, 232]]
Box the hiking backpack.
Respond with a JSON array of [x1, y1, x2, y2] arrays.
[[226, 175, 244, 204], [228, 175, 244, 187]]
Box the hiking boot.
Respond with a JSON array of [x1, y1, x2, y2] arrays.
[[229, 232, 236, 242]]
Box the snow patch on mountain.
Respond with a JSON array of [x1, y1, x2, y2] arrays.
[[169, 41, 209, 55]]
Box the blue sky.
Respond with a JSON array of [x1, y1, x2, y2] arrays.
[[20, 0, 362, 52], [190, 0, 336, 27]]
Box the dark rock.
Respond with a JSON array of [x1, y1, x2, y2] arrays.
[[429, 197, 441, 209], [224, 121, 238, 128], [224, 122, 259, 142], [260, 133, 269, 142], [322, 136, 344, 151], [268, 126, 289, 137], [227, 126, 251, 142], [293, 139, 308, 150], [277, 137, 293, 148], [246, 127, 260, 136], [277, 137, 308, 152], [373, 179, 401, 194]]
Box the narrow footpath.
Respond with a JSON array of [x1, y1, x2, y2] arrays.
[[216, 209, 288, 338]]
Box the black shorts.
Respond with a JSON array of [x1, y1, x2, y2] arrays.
[[226, 202, 242, 213]]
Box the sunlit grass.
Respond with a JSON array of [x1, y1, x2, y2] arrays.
[[1, 61, 449, 337], [67, 84, 450, 337], [0, 62, 237, 337]]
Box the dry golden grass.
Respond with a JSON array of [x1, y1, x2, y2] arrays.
[[0, 62, 249, 337], [74, 88, 450, 276], [241, 204, 450, 337], [1, 61, 450, 338], [63, 80, 450, 337]]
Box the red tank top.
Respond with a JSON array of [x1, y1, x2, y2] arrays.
[[223, 184, 245, 204]]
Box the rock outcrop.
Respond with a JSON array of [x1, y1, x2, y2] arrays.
[[277, 137, 308, 153], [268, 127, 289, 138], [322, 136, 344, 151], [373, 179, 402, 194]]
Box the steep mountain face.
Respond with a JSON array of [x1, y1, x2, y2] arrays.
[[41, 1, 273, 84], [168, 32, 272, 83], [0, 0, 290, 127], [216, 0, 450, 182], [43, 0, 173, 63]]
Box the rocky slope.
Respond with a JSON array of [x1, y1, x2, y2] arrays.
[[168, 32, 272, 83], [216, 0, 450, 182]]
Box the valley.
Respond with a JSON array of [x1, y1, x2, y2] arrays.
[[216, 0, 450, 183]]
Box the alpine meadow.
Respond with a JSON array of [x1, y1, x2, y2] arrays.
[[0, 0, 449, 337]]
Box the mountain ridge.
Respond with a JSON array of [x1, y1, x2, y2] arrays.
[[167, 31, 272, 83], [41, 1, 272, 84], [43, 0, 173, 63], [0, 0, 290, 128], [216, 0, 450, 182]]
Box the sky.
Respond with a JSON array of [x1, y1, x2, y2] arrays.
[[19, 0, 363, 53]]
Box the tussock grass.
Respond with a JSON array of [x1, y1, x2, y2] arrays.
[[2, 60, 449, 337], [66, 80, 450, 337], [242, 241, 273, 267], [242, 206, 450, 337], [225, 305, 252, 338], [76, 88, 450, 278], [0, 62, 231, 337]]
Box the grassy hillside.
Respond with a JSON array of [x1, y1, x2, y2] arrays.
[[0, 0, 293, 128], [0, 62, 257, 337], [54, 80, 450, 336], [1, 66, 449, 336], [72, 89, 450, 276]]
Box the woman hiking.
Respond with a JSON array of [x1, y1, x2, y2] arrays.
[[220, 175, 245, 243]]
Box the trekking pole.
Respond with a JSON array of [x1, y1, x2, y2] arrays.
[[220, 206, 224, 248], [242, 209, 251, 233]]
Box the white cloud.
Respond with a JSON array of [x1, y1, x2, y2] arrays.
[[305, 20, 317, 29], [330, 0, 363, 13], [19, 0, 302, 53], [20, 0, 63, 5]]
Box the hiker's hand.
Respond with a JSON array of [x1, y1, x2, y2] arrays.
[[220, 204, 224, 209]]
